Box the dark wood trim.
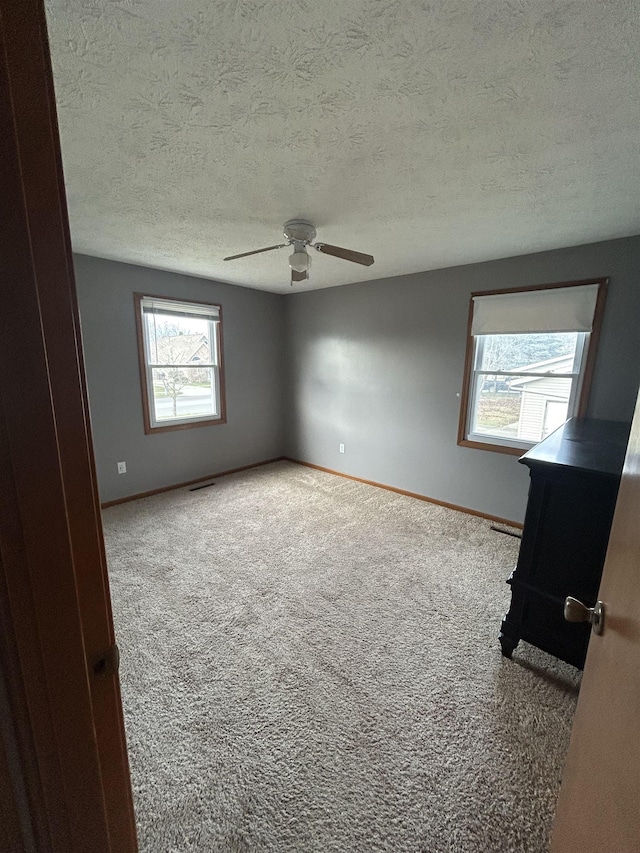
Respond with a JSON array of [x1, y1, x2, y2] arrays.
[[217, 304, 228, 425], [0, 725, 25, 853], [138, 415, 228, 434], [134, 293, 152, 435], [0, 453, 50, 853], [576, 279, 608, 417], [457, 289, 476, 446], [284, 459, 523, 529], [0, 1, 137, 849], [469, 276, 608, 299], [100, 457, 285, 508], [457, 277, 609, 455], [136, 292, 227, 309], [133, 292, 227, 435], [458, 439, 523, 456]]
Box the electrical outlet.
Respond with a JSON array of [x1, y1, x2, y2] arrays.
[[339, 443, 345, 453], [117, 461, 127, 474]]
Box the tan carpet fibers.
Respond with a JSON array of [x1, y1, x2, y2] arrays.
[[103, 461, 580, 852]]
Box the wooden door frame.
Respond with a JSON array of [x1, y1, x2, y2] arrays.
[[0, 0, 137, 849], [550, 385, 640, 849]]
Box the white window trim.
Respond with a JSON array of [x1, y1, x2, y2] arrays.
[[464, 332, 589, 451]]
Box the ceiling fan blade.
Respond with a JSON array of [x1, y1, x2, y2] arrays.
[[223, 244, 287, 261], [291, 268, 308, 283], [315, 243, 374, 266]]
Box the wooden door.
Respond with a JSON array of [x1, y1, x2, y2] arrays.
[[551, 387, 640, 852], [0, 0, 137, 849]]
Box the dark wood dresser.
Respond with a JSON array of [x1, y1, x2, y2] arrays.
[[499, 417, 630, 669]]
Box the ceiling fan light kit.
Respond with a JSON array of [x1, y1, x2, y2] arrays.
[[288, 250, 310, 273], [223, 219, 374, 286]]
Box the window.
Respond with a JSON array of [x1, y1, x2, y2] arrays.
[[135, 294, 226, 433], [458, 279, 607, 454]]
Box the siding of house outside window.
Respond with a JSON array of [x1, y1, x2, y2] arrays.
[[458, 279, 607, 454]]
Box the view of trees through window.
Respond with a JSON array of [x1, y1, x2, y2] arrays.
[[480, 332, 577, 372], [145, 314, 216, 421], [473, 332, 579, 441]]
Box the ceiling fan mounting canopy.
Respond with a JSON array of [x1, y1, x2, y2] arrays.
[[283, 219, 317, 244]]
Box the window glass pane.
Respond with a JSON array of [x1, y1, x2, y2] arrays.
[[472, 374, 572, 443], [477, 332, 578, 373], [144, 312, 212, 366], [151, 367, 217, 422]]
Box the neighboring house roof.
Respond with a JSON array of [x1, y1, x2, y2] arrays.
[[153, 334, 210, 365], [509, 355, 574, 388], [512, 378, 571, 400]]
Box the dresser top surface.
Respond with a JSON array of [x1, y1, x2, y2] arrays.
[[519, 418, 631, 477]]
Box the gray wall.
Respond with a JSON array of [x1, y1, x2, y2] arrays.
[[74, 254, 286, 503], [284, 237, 640, 524]]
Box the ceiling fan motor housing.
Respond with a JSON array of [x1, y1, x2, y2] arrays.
[[283, 220, 317, 245]]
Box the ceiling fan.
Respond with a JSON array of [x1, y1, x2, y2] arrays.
[[223, 220, 374, 285]]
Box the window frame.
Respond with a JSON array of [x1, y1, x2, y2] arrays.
[[457, 278, 608, 455], [134, 293, 227, 435]]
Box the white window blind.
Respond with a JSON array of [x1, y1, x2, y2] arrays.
[[141, 296, 220, 321], [471, 284, 599, 336]]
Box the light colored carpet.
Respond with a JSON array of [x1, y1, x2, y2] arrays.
[[103, 460, 580, 853]]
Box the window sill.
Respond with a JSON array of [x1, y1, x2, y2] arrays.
[[144, 415, 227, 435], [457, 437, 529, 457]]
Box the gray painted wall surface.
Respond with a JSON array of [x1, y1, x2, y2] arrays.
[[284, 237, 640, 524], [74, 254, 285, 503]]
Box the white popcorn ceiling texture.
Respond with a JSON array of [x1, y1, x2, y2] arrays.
[[45, 0, 640, 294]]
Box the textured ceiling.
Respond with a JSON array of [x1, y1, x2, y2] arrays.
[[45, 0, 640, 294]]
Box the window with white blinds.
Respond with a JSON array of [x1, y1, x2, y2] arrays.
[[135, 294, 225, 433], [458, 280, 607, 453]]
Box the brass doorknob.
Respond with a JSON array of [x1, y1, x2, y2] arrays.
[[564, 596, 605, 635]]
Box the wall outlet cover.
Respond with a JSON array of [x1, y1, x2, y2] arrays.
[[117, 461, 127, 474]]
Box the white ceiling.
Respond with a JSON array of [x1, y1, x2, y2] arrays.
[[45, 0, 640, 295]]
